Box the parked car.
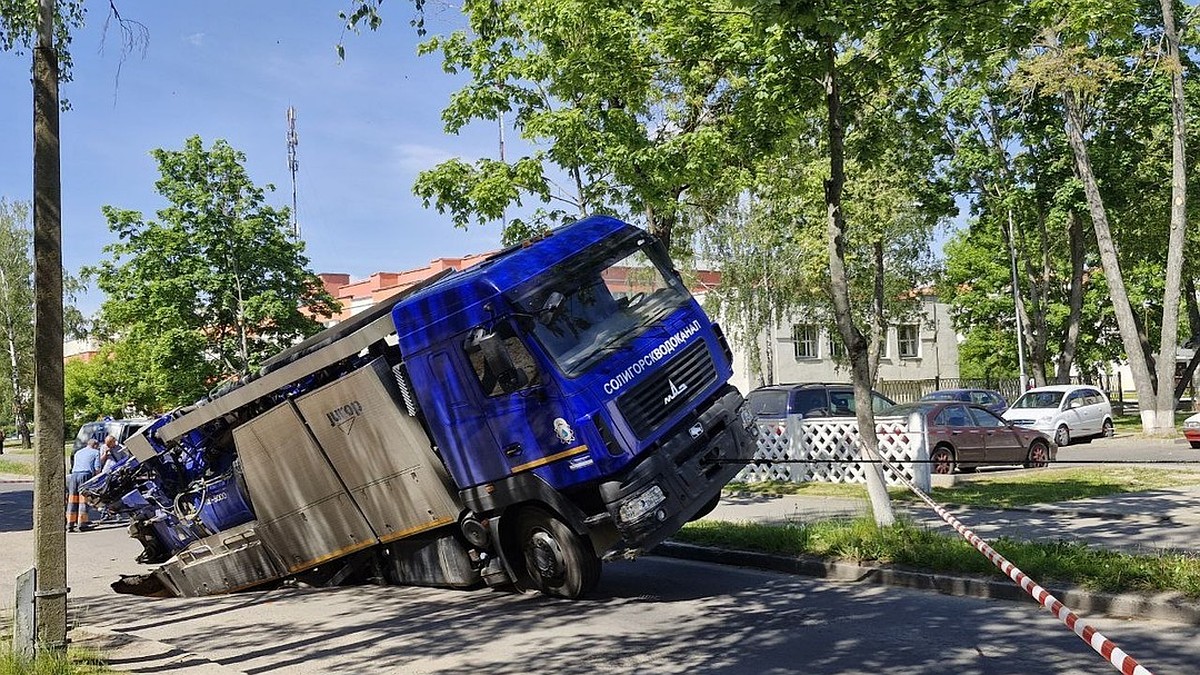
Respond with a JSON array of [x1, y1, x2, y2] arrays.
[[1001, 385, 1113, 447], [885, 401, 1056, 474], [72, 418, 152, 453], [745, 383, 896, 421], [919, 388, 1009, 415], [1183, 412, 1200, 448]]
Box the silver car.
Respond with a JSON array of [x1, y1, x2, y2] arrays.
[[1002, 385, 1114, 446]]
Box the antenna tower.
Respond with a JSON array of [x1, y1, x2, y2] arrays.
[[287, 106, 300, 239]]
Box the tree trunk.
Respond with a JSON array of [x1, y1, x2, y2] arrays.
[[1056, 210, 1086, 383], [32, 0, 67, 652], [1026, 207, 1051, 386], [868, 240, 884, 383], [822, 38, 894, 526], [1153, 0, 1188, 432], [1061, 88, 1156, 429]]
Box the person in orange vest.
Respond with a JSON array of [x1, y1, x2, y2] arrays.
[[67, 438, 101, 532]]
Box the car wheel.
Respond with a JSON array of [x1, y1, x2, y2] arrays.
[[516, 507, 600, 599], [1024, 440, 1050, 469], [1101, 418, 1114, 438], [930, 446, 956, 475], [1190, 441, 1200, 449], [1054, 425, 1071, 447]]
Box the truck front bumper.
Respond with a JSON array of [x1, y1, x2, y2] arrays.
[[598, 384, 754, 559]]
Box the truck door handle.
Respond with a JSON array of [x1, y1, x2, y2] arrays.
[[504, 443, 523, 457]]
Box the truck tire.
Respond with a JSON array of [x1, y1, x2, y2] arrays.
[[516, 507, 600, 599]]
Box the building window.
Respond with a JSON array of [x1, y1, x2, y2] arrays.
[[828, 332, 845, 359], [793, 324, 819, 359], [897, 324, 920, 358]]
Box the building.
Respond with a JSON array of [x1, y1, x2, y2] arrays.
[[319, 254, 960, 395], [317, 253, 493, 325], [726, 294, 960, 394]]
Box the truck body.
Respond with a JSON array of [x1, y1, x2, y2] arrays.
[[85, 215, 754, 599]]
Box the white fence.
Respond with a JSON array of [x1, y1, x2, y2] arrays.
[[737, 413, 930, 490]]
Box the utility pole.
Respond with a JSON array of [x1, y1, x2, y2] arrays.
[[287, 106, 299, 240], [32, 0, 68, 652]]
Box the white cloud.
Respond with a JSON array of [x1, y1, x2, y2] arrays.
[[393, 143, 460, 174], [186, 33, 205, 47]]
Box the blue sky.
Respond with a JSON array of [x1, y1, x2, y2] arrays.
[[1, 1, 510, 313]]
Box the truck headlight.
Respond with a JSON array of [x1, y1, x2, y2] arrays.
[[619, 484, 666, 524], [739, 404, 756, 429]]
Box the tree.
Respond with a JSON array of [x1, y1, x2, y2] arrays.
[[0, 198, 33, 448], [88, 136, 338, 410], [1014, 0, 1193, 432], [409, 0, 766, 251]]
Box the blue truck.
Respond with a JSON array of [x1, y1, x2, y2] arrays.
[[85, 215, 754, 599]]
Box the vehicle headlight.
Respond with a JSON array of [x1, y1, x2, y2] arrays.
[[619, 484, 666, 524], [739, 404, 756, 429], [1036, 416, 1054, 426], [1186, 419, 1200, 430]]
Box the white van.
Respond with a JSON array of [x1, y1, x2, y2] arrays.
[[1002, 385, 1114, 446]]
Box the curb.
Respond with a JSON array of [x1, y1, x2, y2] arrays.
[[654, 541, 1200, 626], [71, 626, 246, 674]]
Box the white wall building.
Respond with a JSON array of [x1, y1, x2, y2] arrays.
[[725, 295, 960, 393]]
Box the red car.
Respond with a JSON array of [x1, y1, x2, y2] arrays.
[[885, 401, 1056, 474]]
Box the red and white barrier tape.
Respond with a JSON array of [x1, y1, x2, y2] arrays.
[[887, 466, 1154, 675]]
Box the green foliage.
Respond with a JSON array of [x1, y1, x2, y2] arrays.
[[0, 0, 86, 81], [0, 198, 32, 438], [85, 136, 338, 411], [414, 0, 765, 249]]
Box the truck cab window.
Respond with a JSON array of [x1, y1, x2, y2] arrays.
[[464, 323, 542, 397], [509, 236, 690, 377]]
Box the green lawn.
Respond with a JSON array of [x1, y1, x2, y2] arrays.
[[0, 646, 112, 675], [677, 517, 1200, 597], [0, 458, 32, 476], [728, 467, 1200, 508]]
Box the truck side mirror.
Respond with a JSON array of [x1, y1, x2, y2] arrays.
[[467, 328, 522, 392], [538, 291, 565, 325]]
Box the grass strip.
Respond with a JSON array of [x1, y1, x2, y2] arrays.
[[0, 647, 110, 675], [0, 458, 32, 476], [727, 467, 1200, 508], [677, 517, 1200, 597]]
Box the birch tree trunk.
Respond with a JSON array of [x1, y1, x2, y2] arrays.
[[1153, 0, 1188, 432], [822, 38, 894, 526], [1061, 88, 1157, 430]]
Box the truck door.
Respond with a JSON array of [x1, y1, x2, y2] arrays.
[[462, 322, 582, 481]]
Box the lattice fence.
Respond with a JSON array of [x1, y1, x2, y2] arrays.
[[737, 413, 930, 489]]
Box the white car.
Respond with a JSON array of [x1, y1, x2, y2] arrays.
[[1002, 385, 1114, 447]]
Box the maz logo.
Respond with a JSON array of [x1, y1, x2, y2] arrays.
[[326, 400, 365, 434], [662, 379, 688, 406]]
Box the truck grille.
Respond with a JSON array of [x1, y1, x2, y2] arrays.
[[616, 341, 716, 439]]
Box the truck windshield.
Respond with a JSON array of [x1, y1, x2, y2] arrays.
[[510, 236, 690, 377]]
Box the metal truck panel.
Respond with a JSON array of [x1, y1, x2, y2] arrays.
[[232, 401, 378, 574], [292, 358, 461, 541], [161, 271, 454, 443], [155, 521, 285, 597]]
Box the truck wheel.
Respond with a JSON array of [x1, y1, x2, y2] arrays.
[[516, 507, 600, 599]]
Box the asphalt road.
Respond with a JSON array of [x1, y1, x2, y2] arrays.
[[3, 482, 1200, 675]]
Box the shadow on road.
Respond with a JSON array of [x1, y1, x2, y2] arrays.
[[0, 488, 33, 532]]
